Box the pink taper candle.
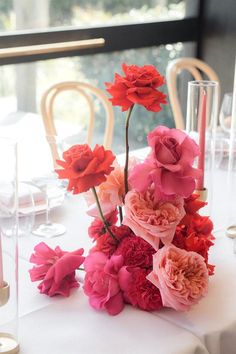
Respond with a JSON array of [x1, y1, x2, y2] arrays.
[[196, 90, 207, 190], [0, 233, 3, 288]]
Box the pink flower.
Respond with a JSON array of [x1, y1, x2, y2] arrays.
[[129, 126, 201, 199], [29, 242, 84, 297], [147, 245, 208, 311], [123, 189, 185, 250], [83, 252, 125, 315]]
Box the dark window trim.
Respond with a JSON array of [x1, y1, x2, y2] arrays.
[[0, 18, 199, 65]]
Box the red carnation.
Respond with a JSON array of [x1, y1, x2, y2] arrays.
[[184, 193, 207, 215], [56, 144, 115, 194], [90, 225, 133, 257], [106, 63, 167, 112], [120, 267, 163, 311], [88, 210, 118, 240], [114, 236, 155, 268]]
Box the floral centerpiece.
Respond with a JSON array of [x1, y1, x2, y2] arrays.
[[29, 64, 215, 315]]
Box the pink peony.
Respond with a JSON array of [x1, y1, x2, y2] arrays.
[[29, 242, 85, 297], [123, 189, 185, 250], [129, 126, 201, 199], [83, 252, 125, 315], [147, 245, 208, 311]]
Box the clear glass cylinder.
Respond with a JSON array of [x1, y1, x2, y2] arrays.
[[186, 80, 219, 215], [0, 138, 19, 353]]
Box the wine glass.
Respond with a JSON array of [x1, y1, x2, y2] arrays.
[[219, 93, 233, 134]]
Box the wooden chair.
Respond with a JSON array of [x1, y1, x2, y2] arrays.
[[40, 81, 115, 167], [166, 57, 220, 130]]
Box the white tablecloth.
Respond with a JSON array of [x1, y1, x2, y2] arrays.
[[16, 190, 236, 354]]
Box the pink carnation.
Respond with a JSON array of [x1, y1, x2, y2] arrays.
[[129, 126, 201, 199], [83, 252, 125, 316], [123, 189, 185, 250], [147, 245, 208, 311], [29, 242, 84, 297]]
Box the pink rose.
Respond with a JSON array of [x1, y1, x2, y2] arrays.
[[147, 245, 208, 311], [29, 242, 85, 297], [129, 126, 201, 199], [83, 252, 125, 315], [123, 189, 185, 250]]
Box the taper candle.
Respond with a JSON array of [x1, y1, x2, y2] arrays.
[[0, 233, 3, 288], [196, 90, 207, 190]]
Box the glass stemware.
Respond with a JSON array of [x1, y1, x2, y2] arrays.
[[219, 92, 233, 134]]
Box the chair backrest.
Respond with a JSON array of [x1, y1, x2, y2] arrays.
[[166, 57, 220, 130], [40, 81, 115, 166]]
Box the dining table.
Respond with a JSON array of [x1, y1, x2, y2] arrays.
[[17, 168, 236, 354]]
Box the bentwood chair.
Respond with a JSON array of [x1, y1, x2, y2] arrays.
[[40, 81, 115, 167], [166, 57, 220, 130]]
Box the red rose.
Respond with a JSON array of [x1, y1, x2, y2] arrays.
[[88, 210, 118, 240], [90, 225, 133, 257], [56, 144, 115, 194], [106, 63, 167, 112], [119, 267, 163, 311], [114, 236, 155, 268]]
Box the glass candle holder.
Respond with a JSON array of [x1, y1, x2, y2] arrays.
[[0, 138, 19, 354], [186, 80, 219, 214]]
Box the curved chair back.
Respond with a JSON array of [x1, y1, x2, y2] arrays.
[[40, 81, 114, 166], [166, 57, 220, 129]]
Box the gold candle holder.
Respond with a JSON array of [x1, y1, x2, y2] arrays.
[[194, 188, 208, 202], [0, 333, 19, 354], [0, 282, 10, 307]]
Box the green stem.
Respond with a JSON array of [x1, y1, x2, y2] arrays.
[[124, 105, 134, 195], [118, 206, 123, 224], [92, 187, 118, 242], [77, 267, 85, 271]]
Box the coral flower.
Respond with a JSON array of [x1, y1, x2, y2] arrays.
[[123, 189, 185, 250], [147, 245, 209, 311], [106, 63, 167, 112], [56, 144, 115, 194]]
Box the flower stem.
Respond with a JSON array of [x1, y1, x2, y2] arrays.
[[77, 267, 85, 271], [124, 105, 134, 195], [118, 206, 123, 224], [92, 187, 118, 242]]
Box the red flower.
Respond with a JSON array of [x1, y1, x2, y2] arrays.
[[56, 144, 115, 194], [88, 210, 118, 240], [119, 267, 163, 311], [173, 213, 215, 275], [184, 194, 207, 214], [106, 63, 167, 112], [29, 242, 85, 297], [90, 225, 133, 257], [114, 236, 155, 268]]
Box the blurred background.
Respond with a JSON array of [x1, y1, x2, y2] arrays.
[[0, 0, 235, 153]]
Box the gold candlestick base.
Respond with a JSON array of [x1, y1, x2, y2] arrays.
[[0, 333, 19, 354], [226, 225, 236, 239], [0, 282, 10, 307], [194, 188, 208, 202]]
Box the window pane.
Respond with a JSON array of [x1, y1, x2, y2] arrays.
[[0, 42, 192, 159], [1, 0, 186, 32]]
